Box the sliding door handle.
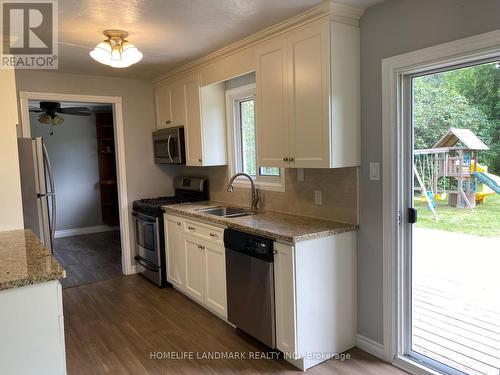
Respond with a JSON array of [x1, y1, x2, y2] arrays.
[[408, 208, 418, 224]]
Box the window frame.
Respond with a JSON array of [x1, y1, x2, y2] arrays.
[[225, 83, 285, 192]]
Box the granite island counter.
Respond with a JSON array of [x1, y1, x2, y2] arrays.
[[0, 229, 65, 290], [0, 229, 67, 375]]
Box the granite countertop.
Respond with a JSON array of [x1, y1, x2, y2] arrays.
[[163, 201, 358, 243], [0, 229, 66, 291]]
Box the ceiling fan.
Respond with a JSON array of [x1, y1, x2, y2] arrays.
[[29, 101, 91, 134]]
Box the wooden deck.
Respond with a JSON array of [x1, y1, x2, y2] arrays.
[[413, 228, 500, 375]]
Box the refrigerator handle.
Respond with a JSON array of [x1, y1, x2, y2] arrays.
[[42, 141, 57, 253]]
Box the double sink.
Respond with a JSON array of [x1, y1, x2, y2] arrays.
[[198, 206, 255, 218]]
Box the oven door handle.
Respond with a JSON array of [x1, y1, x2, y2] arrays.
[[134, 256, 159, 272], [132, 212, 157, 223]]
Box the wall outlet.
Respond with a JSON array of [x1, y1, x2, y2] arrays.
[[314, 190, 322, 205], [297, 168, 304, 182], [369, 162, 380, 181]]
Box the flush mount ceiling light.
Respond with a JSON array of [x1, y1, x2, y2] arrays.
[[90, 29, 143, 68]]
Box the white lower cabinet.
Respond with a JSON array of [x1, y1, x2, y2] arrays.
[[274, 232, 357, 370], [184, 236, 205, 304], [165, 214, 227, 319], [165, 216, 185, 289], [0, 280, 66, 375]]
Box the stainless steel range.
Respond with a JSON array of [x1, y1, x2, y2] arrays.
[[132, 176, 208, 287]]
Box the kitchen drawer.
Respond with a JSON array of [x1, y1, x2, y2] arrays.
[[183, 220, 224, 244]]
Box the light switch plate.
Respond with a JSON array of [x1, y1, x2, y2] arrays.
[[314, 190, 322, 205], [369, 162, 380, 181], [297, 168, 304, 182]]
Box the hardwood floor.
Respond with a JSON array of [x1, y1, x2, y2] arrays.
[[63, 275, 407, 374], [54, 230, 122, 288]]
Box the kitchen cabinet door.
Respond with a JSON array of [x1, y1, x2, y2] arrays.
[[165, 216, 185, 289], [203, 243, 227, 318], [170, 80, 186, 127], [184, 74, 203, 166], [155, 84, 172, 129], [183, 236, 205, 304], [287, 21, 331, 168], [255, 35, 290, 168], [274, 242, 297, 356]]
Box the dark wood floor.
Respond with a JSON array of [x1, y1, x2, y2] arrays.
[[54, 230, 122, 288], [62, 275, 407, 374]]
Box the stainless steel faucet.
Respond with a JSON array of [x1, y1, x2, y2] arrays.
[[227, 173, 260, 210]]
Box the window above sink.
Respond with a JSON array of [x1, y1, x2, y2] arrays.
[[225, 81, 285, 192]]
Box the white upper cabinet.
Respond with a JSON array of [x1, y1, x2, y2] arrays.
[[255, 35, 289, 169], [288, 21, 331, 168], [170, 80, 187, 127], [184, 74, 204, 166], [256, 18, 360, 169], [155, 73, 227, 166], [155, 79, 186, 129], [154, 84, 172, 129]]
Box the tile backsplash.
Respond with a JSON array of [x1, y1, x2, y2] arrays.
[[174, 166, 358, 224]]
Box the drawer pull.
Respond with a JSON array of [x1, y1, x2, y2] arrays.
[[166, 120, 171, 124], [177, 222, 181, 226], [209, 233, 217, 237], [198, 245, 205, 250], [187, 226, 196, 230]]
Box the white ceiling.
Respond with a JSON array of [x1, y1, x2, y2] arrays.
[[55, 0, 384, 80]]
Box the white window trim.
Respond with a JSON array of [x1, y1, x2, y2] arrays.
[[225, 83, 285, 192], [381, 29, 500, 375]]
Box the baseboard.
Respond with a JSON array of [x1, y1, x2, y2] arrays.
[[55, 225, 119, 238], [356, 334, 385, 360]]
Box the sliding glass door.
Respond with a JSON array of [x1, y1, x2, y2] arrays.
[[405, 61, 500, 375]]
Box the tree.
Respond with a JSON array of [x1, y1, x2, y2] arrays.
[[413, 62, 499, 173]]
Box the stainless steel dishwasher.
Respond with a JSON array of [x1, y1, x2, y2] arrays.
[[224, 229, 276, 348]]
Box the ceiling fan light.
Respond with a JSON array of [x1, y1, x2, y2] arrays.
[[51, 115, 64, 126], [38, 113, 51, 124]]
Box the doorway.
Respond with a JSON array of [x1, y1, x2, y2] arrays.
[[408, 62, 500, 375], [18, 92, 134, 284], [28, 100, 122, 287]]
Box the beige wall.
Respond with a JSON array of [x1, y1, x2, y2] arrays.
[[0, 69, 24, 231], [15, 71, 177, 256], [170, 165, 358, 224]]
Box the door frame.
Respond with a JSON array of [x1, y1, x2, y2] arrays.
[[381, 29, 500, 374], [18, 91, 135, 276]]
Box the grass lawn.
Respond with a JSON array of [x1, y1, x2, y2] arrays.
[[415, 194, 500, 237]]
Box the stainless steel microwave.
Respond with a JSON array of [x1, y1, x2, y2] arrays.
[[153, 127, 186, 164]]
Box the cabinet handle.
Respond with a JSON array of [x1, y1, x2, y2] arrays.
[[283, 157, 289, 162], [177, 222, 181, 226], [209, 233, 217, 237], [198, 245, 205, 250], [198, 158, 202, 163], [289, 157, 295, 162], [188, 226, 196, 230], [273, 250, 278, 255], [165, 120, 171, 124]]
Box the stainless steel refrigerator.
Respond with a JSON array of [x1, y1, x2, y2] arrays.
[[17, 137, 56, 252]]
